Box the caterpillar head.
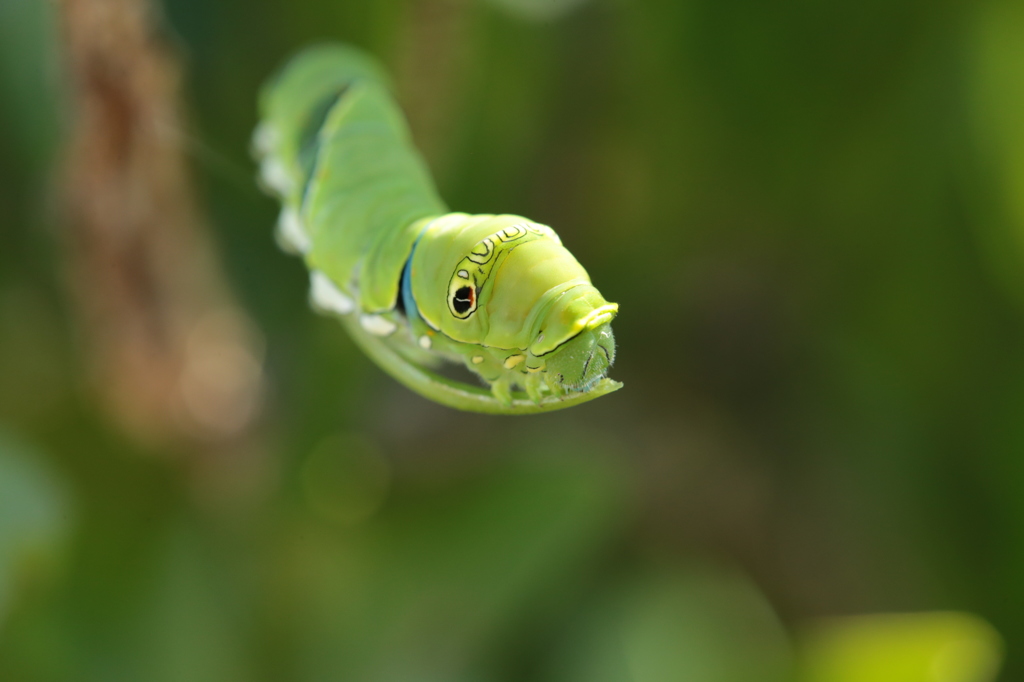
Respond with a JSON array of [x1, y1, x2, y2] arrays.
[[411, 214, 617, 401], [541, 320, 616, 393]]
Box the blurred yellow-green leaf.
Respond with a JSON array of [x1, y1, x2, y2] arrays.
[[799, 613, 1003, 682]]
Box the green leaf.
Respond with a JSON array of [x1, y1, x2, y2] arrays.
[[798, 612, 1003, 682]]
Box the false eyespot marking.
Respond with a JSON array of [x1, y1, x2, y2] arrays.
[[451, 285, 475, 315], [309, 271, 354, 315], [447, 222, 558, 320]]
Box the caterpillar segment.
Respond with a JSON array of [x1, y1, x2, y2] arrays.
[[255, 44, 621, 414]]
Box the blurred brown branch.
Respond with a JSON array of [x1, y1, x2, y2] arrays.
[[57, 0, 266, 459]]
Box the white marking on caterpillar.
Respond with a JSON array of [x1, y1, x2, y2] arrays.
[[276, 207, 311, 254], [309, 271, 354, 315], [251, 122, 278, 156], [259, 156, 292, 196], [457, 269, 469, 279], [418, 335, 432, 349], [360, 314, 397, 336]]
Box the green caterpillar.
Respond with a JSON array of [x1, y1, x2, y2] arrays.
[[254, 44, 620, 414]]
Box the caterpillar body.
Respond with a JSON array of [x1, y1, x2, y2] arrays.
[[254, 45, 620, 414]]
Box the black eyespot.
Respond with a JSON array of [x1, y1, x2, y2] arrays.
[[452, 286, 474, 314]]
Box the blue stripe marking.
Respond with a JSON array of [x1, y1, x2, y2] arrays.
[[400, 222, 430, 323]]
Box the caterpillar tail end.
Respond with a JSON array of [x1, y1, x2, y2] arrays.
[[341, 314, 621, 415]]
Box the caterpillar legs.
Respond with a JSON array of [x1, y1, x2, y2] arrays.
[[341, 314, 621, 415]]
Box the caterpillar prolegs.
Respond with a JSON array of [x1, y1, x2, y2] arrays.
[[254, 44, 620, 414]]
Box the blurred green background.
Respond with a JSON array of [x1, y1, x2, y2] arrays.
[[1, 0, 1022, 680]]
